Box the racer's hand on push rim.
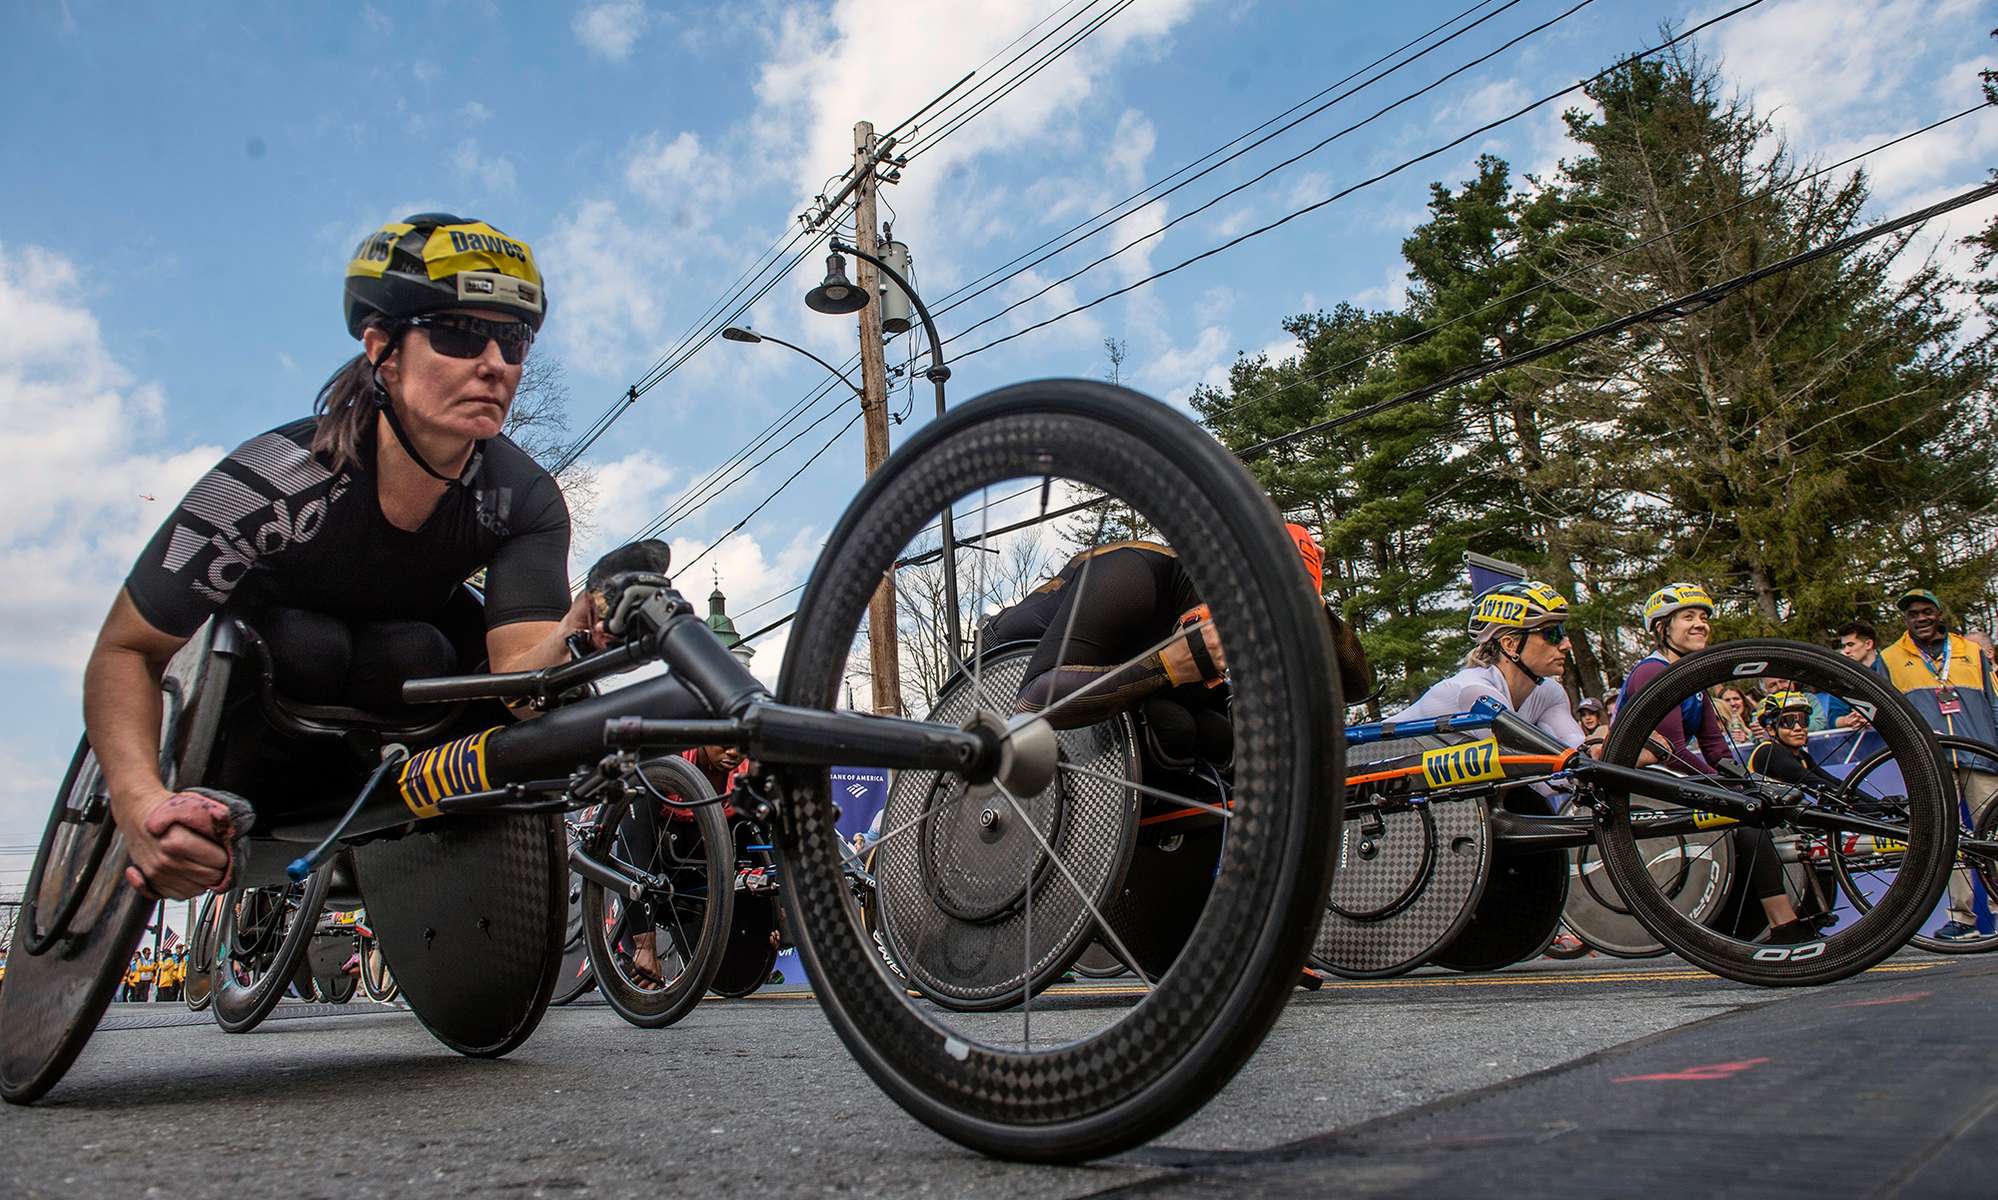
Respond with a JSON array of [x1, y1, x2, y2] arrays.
[[117, 785, 233, 900]]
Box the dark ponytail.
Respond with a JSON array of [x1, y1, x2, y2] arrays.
[[311, 319, 391, 473]]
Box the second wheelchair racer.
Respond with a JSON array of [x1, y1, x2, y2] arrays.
[[1622, 583, 1826, 945], [981, 523, 1358, 770], [1394, 580, 1586, 751]]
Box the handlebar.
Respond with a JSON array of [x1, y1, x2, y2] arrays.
[[400, 634, 655, 706]]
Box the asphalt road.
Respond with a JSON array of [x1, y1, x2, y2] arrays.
[[0, 952, 1978, 1198]]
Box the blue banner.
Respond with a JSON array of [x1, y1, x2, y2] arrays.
[[1464, 551, 1527, 600], [773, 765, 891, 985]]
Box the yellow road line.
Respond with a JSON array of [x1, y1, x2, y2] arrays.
[[727, 960, 1935, 1002]]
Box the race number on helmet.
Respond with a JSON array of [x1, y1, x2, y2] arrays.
[[344, 213, 546, 336], [1466, 579, 1569, 639], [1641, 582, 1714, 627]]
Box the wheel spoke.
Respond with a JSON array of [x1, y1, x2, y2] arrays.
[[1059, 762, 1232, 820], [995, 781, 1153, 997]]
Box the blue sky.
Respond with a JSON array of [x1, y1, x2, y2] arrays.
[[3, 0, 1994, 863]]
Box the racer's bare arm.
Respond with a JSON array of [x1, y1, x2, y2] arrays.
[[83, 589, 225, 898], [485, 591, 603, 716]]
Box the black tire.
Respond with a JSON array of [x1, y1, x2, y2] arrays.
[[1596, 640, 1953, 987], [212, 868, 334, 1033], [359, 936, 399, 1003], [1830, 735, 1998, 954], [581, 757, 733, 1029], [772, 381, 1342, 1161], [1565, 795, 1737, 959], [548, 873, 595, 1006], [1, 624, 226, 1104], [1071, 942, 1129, 979], [184, 892, 221, 1012], [0, 741, 153, 1104]]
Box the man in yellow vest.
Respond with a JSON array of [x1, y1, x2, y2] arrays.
[[1878, 589, 1998, 942]]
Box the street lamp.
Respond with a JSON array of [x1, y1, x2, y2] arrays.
[[810, 236, 963, 662], [720, 326, 864, 397]]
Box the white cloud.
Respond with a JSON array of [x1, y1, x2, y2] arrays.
[[277, 351, 297, 371], [450, 138, 518, 194], [1105, 108, 1156, 190], [0, 243, 221, 675], [750, 0, 1201, 243], [1135, 323, 1233, 408], [460, 100, 493, 125], [360, 4, 391, 34], [542, 198, 682, 371], [574, 0, 651, 62]]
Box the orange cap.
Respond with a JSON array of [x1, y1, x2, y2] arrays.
[[1285, 522, 1323, 594]]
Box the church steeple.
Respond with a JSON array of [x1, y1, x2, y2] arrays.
[[704, 568, 752, 662]]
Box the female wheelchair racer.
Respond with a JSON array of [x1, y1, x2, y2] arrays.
[[0, 219, 1344, 1167]]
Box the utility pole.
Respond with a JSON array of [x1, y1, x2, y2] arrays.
[[853, 120, 904, 717]]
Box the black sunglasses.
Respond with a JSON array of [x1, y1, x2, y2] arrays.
[[405, 313, 534, 364], [1773, 713, 1810, 730], [1535, 622, 1567, 644]]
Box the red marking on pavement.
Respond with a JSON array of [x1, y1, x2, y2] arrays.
[[1613, 1057, 1770, 1083], [1835, 990, 1931, 1008]]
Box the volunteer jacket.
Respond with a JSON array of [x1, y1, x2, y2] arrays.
[[1878, 632, 1998, 769]]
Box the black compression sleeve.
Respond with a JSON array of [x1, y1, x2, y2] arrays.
[[483, 473, 572, 627]]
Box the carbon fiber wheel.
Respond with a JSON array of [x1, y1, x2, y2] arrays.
[[212, 868, 332, 1033], [1597, 640, 1953, 986], [581, 756, 733, 1028], [774, 381, 1342, 1162], [548, 873, 595, 1006], [1, 624, 226, 1104], [359, 934, 399, 1003], [1565, 795, 1737, 959], [183, 891, 222, 1011]]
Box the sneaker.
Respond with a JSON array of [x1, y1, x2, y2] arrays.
[[1762, 921, 1822, 946], [1931, 921, 1985, 942]]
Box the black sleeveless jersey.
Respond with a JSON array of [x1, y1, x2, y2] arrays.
[[125, 418, 571, 638]]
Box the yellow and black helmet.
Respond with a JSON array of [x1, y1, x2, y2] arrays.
[[344, 212, 546, 337], [1755, 690, 1813, 725], [1467, 580, 1570, 641], [1641, 582, 1714, 629]]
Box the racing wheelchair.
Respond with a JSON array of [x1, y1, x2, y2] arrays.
[[1312, 640, 1972, 986], [0, 381, 1343, 1164]]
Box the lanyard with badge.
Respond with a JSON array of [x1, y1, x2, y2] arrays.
[[1918, 635, 1962, 716]]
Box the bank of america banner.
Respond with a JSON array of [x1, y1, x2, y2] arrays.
[[774, 766, 891, 986]]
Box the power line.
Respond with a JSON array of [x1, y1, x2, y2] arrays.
[[945, 0, 1772, 365], [731, 178, 1998, 647], [675, 408, 869, 577], [902, 0, 1138, 164], [1200, 102, 1994, 433], [552, 224, 830, 473], [593, 2, 1512, 543], [1239, 178, 1998, 458], [930, 0, 1555, 352], [897, 0, 1124, 160]]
